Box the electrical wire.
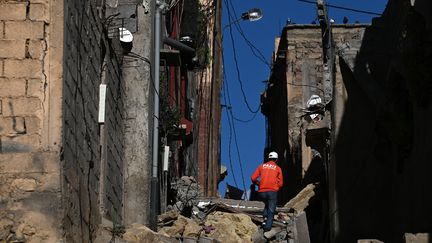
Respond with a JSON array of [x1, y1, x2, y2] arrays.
[[233, 112, 258, 123], [298, 0, 382, 16], [222, 81, 247, 195], [223, 0, 260, 114], [222, 85, 239, 189], [222, 57, 249, 197], [226, 0, 272, 70], [221, 48, 260, 123]]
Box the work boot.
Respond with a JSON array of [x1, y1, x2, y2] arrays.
[[263, 227, 282, 239], [263, 231, 273, 239]]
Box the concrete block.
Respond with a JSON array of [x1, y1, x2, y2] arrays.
[[38, 172, 60, 192], [0, 78, 26, 97], [5, 21, 45, 40], [4, 59, 42, 78], [0, 116, 26, 135], [0, 152, 59, 173], [24, 116, 41, 134], [28, 40, 45, 60], [29, 4, 47, 22], [11, 178, 38, 192], [405, 233, 430, 243], [1, 134, 41, 153], [26, 79, 44, 98], [2, 97, 41, 116], [0, 40, 26, 59], [0, 3, 27, 21]]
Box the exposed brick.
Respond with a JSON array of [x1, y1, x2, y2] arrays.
[[28, 40, 44, 60], [0, 40, 26, 59], [1, 134, 41, 153], [0, 78, 26, 97], [0, 21, 4, 39], [11, 178, 38, 192], [4, 59, 42, 78], [29, 3, 47, 22], [26, 79, 44, 97], [4, 21, 44, 40], [0, 116, 26, 135], [24, 116, 40, 134], [0, 152, 59, 173], [2, 97, 41, 116], [0, 59, 4, 77], [0, 3, 27, 21], [30, 0, 50, 4], [38, 172, 61, 192]]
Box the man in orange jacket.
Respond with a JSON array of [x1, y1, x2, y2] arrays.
[[251, 151, 283, 232]]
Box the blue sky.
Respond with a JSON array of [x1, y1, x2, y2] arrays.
[[219, 0, 388, 197]]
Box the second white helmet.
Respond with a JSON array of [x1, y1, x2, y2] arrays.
[[268, 151, 278, 159]]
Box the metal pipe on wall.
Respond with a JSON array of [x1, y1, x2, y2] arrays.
[[150, 0, 165, 229]]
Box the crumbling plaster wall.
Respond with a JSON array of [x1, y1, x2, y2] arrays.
[[0, 0, 63, 242]]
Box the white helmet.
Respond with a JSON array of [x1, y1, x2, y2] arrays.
[[268, 152, 278, 159]]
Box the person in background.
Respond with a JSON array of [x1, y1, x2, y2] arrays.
[[251, 151, 283, 232]]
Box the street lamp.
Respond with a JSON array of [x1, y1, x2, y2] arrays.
[[241, 8, 263, 22], [223, 8, 263, 30]]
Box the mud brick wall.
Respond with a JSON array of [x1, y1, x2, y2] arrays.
[[0, 0, 63, 242], [0, 0, 126, 242], [63, 0, 125, 242]]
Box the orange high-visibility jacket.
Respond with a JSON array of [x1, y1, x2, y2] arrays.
[[251, 161, 283, 192]]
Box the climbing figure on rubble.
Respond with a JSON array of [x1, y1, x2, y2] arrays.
[[251, 151, 283, 232]]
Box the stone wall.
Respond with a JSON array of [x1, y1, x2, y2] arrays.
[[62, 0, 125, 242], [0, 0, 64, 242], [263, 25, 367, 203], [262, 24, 366, 243]]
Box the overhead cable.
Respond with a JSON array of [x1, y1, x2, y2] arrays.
[[224, 0, 260, 114], [298, 0, 382, 16], [226, 0, 272, 70], [222, 76, 248, 195]]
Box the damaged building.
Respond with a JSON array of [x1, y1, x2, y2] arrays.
[[0, 0, 222, 242], [262, 0, 432, 242]]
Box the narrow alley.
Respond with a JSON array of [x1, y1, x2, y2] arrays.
[[0, 0, 431, 243]]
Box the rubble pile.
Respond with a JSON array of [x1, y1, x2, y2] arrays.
[[157, 209, 258, 243], [95, 182, 317, 242], [283, 183, 316, 215], [170, 176, 201, 215], [155, 199, 311, 242]]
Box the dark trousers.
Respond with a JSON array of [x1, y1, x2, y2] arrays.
[[259, 191, 278, 231]]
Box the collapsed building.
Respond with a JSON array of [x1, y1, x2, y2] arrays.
[[262, 0, 432, 242]]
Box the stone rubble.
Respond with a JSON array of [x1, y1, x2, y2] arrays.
[[94, 182, 431, 243]]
